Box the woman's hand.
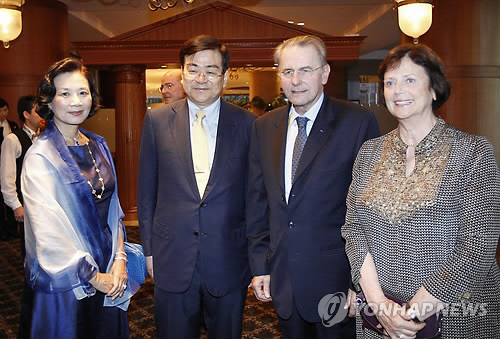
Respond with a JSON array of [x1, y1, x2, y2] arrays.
[[375, 298, 425, 339], [89, 272, 114, 294], [107, 258, 128, 300]]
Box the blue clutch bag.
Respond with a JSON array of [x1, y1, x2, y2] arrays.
[[124, 242, 148, 285]]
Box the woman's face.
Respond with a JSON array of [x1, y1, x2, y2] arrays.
[[383, 56, 436, 122], [49, 71, 92, 128]]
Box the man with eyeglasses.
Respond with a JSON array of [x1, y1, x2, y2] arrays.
[[138, 35, 255, 338], [247, 35, 379, 338], [159, 69, 185, 104]]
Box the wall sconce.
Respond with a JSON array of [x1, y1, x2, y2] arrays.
[[0, 0, 24, 48], [394, 0, 433, 43]]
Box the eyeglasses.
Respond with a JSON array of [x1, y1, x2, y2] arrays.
[[279, 66, 323, 80], [183, 69, 223, 81], [159, 83, 176, 93]]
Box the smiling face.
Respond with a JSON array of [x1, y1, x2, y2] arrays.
[[182, 49, 228, 109], [49, 71, 92, 130], [278, 44, 330, 115], [383, 56, 436, 123]]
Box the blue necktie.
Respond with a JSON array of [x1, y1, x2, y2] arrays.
[[291, 116, 308, 182]]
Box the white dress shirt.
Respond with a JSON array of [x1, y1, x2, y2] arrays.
[[1, 125, 38, 210], [1, 119, 12, 138], [188, 98, 220, 171], [284, 93, 324, 202]]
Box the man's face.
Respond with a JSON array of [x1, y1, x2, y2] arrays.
[[25, 105, 44, 131], [0, 105, 8, 122], [182, 49, 228, 109], [160, 72, 185, 104], [278, 45, 330, 115]]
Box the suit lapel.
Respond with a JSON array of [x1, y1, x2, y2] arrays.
[[293, 96, 335, 184], [202, 100, 236, 200], [171, 99, 200, 199], [272, 106, 289, 195]]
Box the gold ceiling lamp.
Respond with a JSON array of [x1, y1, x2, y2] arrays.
[[0, 0, 24, 48], [393, 0, 433, 44], [149, 0, 195, 11]]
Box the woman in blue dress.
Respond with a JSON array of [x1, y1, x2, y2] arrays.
[[21, 57, 138, 338]]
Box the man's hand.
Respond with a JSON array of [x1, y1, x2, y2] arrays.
[[14, 206, 24, 222], [251, 275, 272, 302], [146, 255, 154, 281]]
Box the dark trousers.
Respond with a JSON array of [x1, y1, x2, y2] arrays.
[[154, 261, 247, 339], [278, 300, 355, 339], [0, 199, 16, 239]]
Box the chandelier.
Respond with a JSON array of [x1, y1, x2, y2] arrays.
[[0, 0, 24, 48], [393, 0, 433, 43], [149, 0, 195, 11]]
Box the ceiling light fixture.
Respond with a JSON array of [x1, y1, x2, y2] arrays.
[[393, 0, 433, 43], [0, 0, 24, 48], [148, 0, 194, 11]]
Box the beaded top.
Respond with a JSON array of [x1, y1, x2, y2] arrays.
[[360, 118, 451, 224]]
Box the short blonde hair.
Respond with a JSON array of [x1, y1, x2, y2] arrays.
[[274, 35, 327, 66]]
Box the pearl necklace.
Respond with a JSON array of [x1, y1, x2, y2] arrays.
[[85, 142, 105, 199]]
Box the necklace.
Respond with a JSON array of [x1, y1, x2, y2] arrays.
[[61, 130, 82, 146], [85, 142, 105, 199]]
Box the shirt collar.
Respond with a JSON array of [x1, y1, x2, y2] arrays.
[[187, 98, 221, 126], [288, 93, 324, 127], [22, 124, 38, 139]]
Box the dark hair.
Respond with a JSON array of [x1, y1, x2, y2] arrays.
[[37, 57, 100, 120], [378, 44, 451, 111], [250, 96, 267, 111], [0, 97, 8, 109], [180, 35, 230, 73], [17, 96, 38, 123]]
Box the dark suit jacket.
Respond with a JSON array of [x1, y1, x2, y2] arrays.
[[138, 98, 255, 296], [247, 95, 379, 322]]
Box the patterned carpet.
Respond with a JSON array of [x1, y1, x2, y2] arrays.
[[0, 227, 280, 339]]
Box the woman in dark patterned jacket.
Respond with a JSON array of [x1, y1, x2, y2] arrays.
[[342, 44, 499, 339]]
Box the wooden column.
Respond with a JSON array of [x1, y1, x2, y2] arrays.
[[249, 70, 280, 103], [113, 65, 146, 221], [416, 0, 500, 161], [0, 0, 68, 122]]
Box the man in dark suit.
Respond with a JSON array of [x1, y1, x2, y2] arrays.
[[247, 35, 379, 338], [138, 35, 255, 338], [0, 97, 19, 241]]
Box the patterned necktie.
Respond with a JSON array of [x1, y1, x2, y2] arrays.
[[291, 116, 308, 182], [192, 110, 210, 197]]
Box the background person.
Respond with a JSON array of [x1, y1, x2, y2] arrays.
[[0, 97, 19, 241], [22, 57, 138, 338], [159, 69, 185, 104], [138, 35, 255, 338], [249, 96, 267, 116], [0, 95, 44, 337], [247, 35, 379, 339], [342, 44, 500, 339]]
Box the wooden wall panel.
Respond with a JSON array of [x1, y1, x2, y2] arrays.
[[0, 0, 68, 123]]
